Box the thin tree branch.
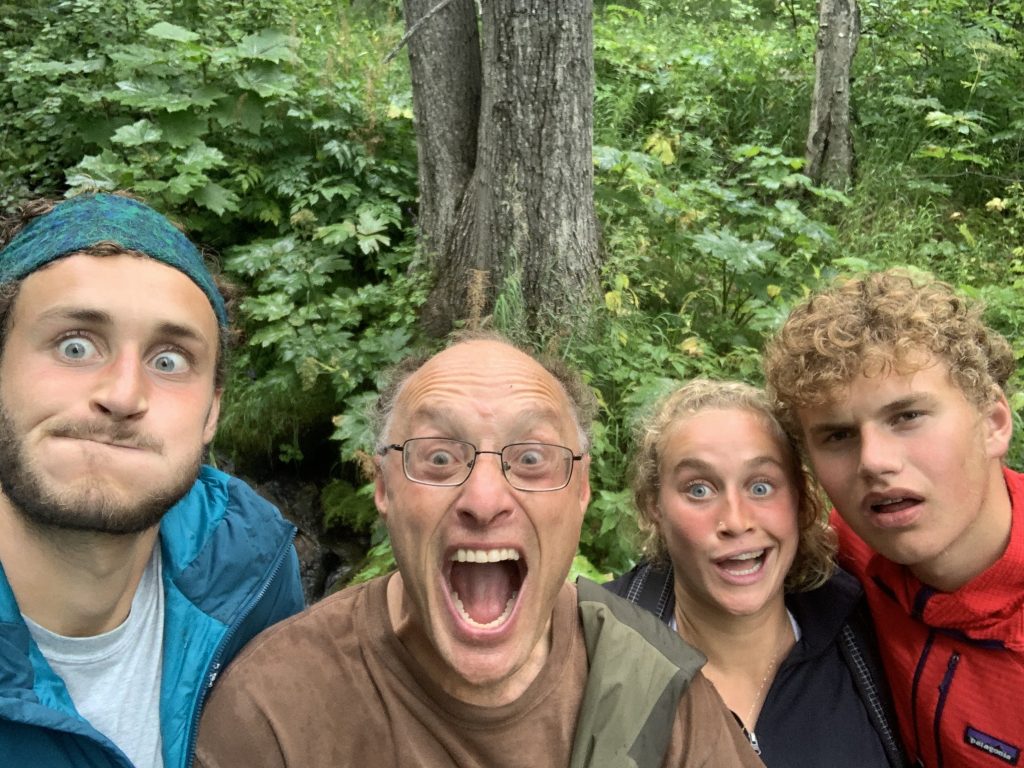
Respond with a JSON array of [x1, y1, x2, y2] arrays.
[[384, 0, 463, 63]]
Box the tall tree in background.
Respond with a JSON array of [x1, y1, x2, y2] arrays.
[[805, 0, 860, 188], [402, 0, 600, 337]]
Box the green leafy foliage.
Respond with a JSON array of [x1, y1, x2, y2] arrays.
[[5, 0, 1024, 585], [0, 0, 420, 574]]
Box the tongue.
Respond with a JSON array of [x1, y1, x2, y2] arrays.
[[874, 499, 917, 514], [721, 555, 761, 572], [450, 562, 517, 624]]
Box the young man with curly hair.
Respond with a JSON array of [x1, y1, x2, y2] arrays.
[[764, 268, 1022, 767]]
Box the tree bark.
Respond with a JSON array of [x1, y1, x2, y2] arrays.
[[403, 0, 481, 261], [404, 0, 600, 338], [805, 0, 860, 188]]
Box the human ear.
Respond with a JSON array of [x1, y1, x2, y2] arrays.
[[202, 389, 222, 444], [374, 456, 389, 520], [983, 388, 1013, 460]]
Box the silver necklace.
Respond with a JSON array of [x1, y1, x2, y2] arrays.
[[743, 653, 780, 755], [743, 631, 792, 755]]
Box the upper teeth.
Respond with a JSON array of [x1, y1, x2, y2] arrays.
[[878, 497, 905, 506], [730, 550, 764, 561], [451, 548, 520, 563]]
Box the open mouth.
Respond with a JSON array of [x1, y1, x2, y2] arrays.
[[447, 548, 525, 629], [715, 549, 767, 577], [870, 496, 921, 514]]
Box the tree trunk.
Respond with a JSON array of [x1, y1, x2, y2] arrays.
[[403, 0, 481, 262], [805, 0, 860, 188], [403, 0, 600, 338]]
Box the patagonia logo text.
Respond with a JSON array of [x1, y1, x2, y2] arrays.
[[964, 727, 1019, 765]]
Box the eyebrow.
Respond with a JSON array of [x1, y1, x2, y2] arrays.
[[671, 457, 715, 475], [671, 455, 784, 474], [878, 394, 937, 415], [805, 393, 939, 437], [510, 407, 567, 434], [805, 418, 851, 439], [152, 320, 211, 349], [405, 406, 569, 441], [36, 307, 212, 349], [406, 405, 460, 435], [38, 307, 112, 326]]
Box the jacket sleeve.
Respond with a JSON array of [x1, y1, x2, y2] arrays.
[[262, 545, 305, 623], [216, 542, 305, 669]]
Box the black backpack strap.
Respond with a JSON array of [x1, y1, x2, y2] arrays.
[[605, 561, 676, 623]]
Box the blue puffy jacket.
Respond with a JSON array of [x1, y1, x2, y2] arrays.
[[0, 465, 304, 768]]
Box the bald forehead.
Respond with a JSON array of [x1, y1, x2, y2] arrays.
[[390, 340, 579, 444]]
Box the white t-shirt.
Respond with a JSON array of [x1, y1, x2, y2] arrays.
[[26, 547, 165, 768]]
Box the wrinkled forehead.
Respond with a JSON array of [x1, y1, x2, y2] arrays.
[[390, 342, 578, 442]]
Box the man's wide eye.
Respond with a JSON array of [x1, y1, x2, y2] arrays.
[[427, 450, 454, 466], [151, 351, 190, 373], [58, 337, 97, 361]]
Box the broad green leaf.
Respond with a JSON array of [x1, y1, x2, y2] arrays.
[[177, 142, 225, 174], [691, 227, 774, 273], [316, 221, 357, 245], [145, 22, 200, 43], [156, 112, 208, 148], [249, 324, 296, 347], [356, 209, 387, 235], [111, 119, 163, 146], [357, 233, 390, 255], [135, 178, 172, 196], [234, 64, 297, 98], [643, 131, 676, 165], [195, 182, 239, 215], [190, 85, 229, 109], [113, 79, 169, 99], [236, 30, 296, 63], [165, 173, 201, 197]]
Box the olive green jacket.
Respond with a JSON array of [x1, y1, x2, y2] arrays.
[[572, 579, 760, 768]]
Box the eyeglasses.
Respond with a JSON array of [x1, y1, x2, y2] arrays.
[[379, 437, 584, 492]]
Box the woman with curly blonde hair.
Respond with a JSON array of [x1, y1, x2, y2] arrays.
[[606, 379, 906, 767]]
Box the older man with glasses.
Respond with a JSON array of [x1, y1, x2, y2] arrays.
[[195, 333, 761, 768]]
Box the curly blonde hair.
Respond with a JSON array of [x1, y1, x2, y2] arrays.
[[631, 379, 835, 593], [764, 269, 1014, 427]]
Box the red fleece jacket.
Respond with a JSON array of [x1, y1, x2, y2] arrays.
[[835, 466, 1024, 768]]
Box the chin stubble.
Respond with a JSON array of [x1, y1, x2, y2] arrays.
[[0, 403, 201, 536]]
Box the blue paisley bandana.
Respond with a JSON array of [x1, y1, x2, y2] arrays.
[[0, 193, 227, 326]]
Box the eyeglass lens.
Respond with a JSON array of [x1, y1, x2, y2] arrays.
[[402, 438, 573, 490]]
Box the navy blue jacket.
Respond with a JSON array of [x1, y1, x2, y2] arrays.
[[607, 563, 907, 768], [0, 466, 304, 768]]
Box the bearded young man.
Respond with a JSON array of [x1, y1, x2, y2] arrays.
[[195, 335, 762, 768], [0, 193, 303, 768]]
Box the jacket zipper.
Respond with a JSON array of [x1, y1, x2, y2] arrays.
[[932, 650, 960, 768], [910, 631, 936, 763], [183, 528, 295, 768]]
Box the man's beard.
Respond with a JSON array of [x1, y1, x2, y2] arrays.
[[0, 405, 201, 536]]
